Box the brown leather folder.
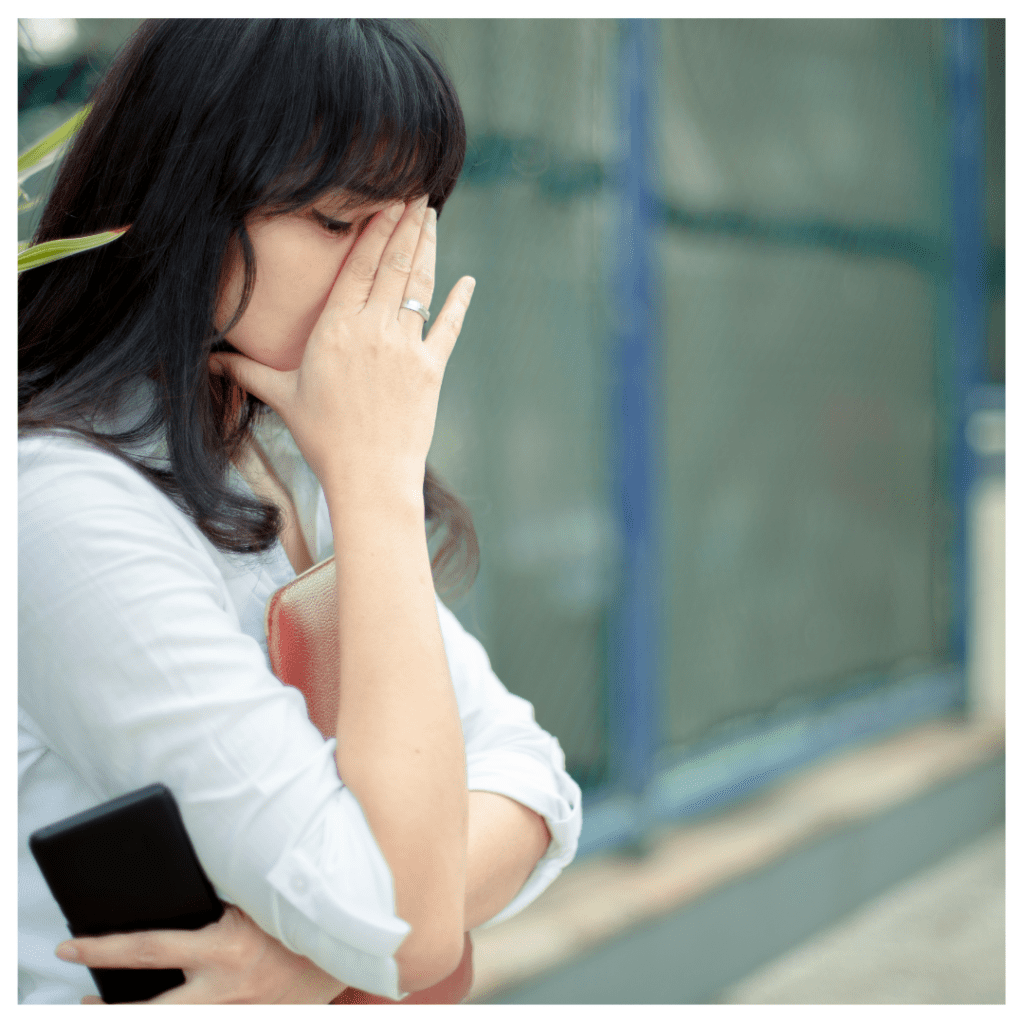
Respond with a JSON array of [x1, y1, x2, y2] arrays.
[[265, 557, 473, 1004]]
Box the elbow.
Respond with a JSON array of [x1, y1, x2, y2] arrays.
[[528, 808, 553, 864], [396, 929, 467, 993]]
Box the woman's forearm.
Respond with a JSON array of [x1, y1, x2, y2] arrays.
[[326, 481, 468, 993], [465, 791, 552, 931]]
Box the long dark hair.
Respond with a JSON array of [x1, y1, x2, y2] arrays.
[[19, 18, 478, 590]]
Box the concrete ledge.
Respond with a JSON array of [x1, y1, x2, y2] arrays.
[[467, 716, 1005, 1003], [719, 824, 1004, 1003]]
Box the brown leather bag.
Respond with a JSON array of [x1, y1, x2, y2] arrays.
[[265, 557, 473, 1004]]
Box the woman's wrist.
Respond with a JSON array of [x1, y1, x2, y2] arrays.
[[322, 474, 426, 532]]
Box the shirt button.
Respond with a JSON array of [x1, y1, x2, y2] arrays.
[[291, 873, 308, 895]]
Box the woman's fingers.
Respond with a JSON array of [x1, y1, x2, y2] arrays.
[[328, 202, 405, 314], [303, 193, 439, 343], [209, 351, 293, 412], [134, 978, 216, 1005], [398, 205, 437, 332], [81, 988, 204, 1006], [424, 276, 476, 363], [56, 929, 200, 972], [371, 195, 430, 314]]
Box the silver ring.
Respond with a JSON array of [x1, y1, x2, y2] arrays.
[[400, 298, 430, 322]]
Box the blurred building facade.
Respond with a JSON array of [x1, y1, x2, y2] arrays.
[[422, 19, 1004, 854]]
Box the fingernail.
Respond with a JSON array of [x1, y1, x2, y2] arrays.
[[427, 207, 437, 225], [55, 943, 79, 962], [466, 277, 476, 296], [388, 202, 405, 220]]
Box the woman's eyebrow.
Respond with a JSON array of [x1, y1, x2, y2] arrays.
[[310, 207, 352, 223], [316, 198, 385, 220]]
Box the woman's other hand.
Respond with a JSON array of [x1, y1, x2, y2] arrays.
[[210, 196, 476, 503], [55, 904, 346, 1004]]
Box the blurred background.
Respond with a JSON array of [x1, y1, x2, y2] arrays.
[[19, 18, 1006, 1005]]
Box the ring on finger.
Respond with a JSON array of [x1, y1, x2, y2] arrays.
[[400, 298, 430, 322]]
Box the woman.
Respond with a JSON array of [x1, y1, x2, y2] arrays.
[[19, 19, 581, 1004]]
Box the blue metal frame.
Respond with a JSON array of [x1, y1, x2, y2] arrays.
[[946, 19, 988, 675], [607, 18, 661, 815]]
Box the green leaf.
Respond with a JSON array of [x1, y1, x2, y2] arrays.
[[17, 227, 128, 274], [18, 105, 91, 184]]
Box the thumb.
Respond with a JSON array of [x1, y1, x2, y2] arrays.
[[209, 351, 290, 411]]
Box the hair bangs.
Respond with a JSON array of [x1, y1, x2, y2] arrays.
[[256, 21, 465, 218]]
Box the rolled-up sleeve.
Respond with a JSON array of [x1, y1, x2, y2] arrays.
[[19, 438, 409, 999], [435, 599, 583, 927]]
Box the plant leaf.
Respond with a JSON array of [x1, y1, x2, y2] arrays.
[[17, 227, 128, 274], [18, 105, 91, 185]]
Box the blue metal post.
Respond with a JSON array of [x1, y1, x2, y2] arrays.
[[609, 19, 661, 811], [946, 19, 986, 676]]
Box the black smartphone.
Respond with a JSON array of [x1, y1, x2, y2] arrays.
[[29, 783, 224, 1004]]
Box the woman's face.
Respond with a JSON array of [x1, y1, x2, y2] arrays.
[[215, 192, 420, 371]]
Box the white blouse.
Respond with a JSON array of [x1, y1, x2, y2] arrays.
[[18, 407, 582, 1004]]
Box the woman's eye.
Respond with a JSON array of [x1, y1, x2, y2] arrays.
[[312, 211, 354, 236]]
